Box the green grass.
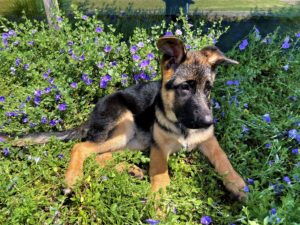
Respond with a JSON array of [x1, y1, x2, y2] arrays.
[[0, 0, 298, 16], [74, 0, 293, 11]]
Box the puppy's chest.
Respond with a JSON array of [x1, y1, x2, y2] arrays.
[[179, 127, 213, 150], [163, 126, 214, 154]]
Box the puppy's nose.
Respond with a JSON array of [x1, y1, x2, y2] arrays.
[[200, 115, 214, 127]]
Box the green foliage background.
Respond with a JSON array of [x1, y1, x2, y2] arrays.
[[0, 10, 300, 225]]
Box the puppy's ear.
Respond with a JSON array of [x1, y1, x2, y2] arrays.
[[157, 36, 186, 64], [200, 46, 239, 67]]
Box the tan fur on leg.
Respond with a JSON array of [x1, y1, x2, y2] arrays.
[[149, 145, 170, 192], [96, 153, 113, 168], [199, 136, 246, 200], [65, 111, 135, 188]]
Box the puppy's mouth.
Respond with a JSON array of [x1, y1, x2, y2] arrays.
[[178, 118, 214, 130]]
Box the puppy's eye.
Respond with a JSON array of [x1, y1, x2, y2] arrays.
[[179, 82, 190, 90]]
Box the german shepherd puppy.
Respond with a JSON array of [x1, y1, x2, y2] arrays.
[[3, 36, 246, 200]]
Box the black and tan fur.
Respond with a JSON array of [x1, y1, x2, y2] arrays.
[[2, 36, 246, 200]]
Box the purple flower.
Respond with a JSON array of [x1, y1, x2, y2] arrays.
[[22, 117, 28, 123], [288, 129, 298, 139], [283, 176, 291, 184], [140, 72, 150, 80], [2, 33, 9, 42], [164, 31, 173, 37], [233, 80, 240, 86], [30, 122, 36, 128], [200, 216, 212, 225], [41, 117, 48, 124], [82, 15, 88, 20], [95, 26, 102, 33], [292, 148, 298, 155], [79, 54, 85, 61], [134, 74, 140, 81], [262, 114, 271, 123], [239, 39, 248, 51], [214, 101, 221, 109], [81, 73, 89, 81], [58, 103, 67, 111], [137, 41, 144, 48], [15, 58, 21, 66], [0, 96, 5, 102], [242, 125, 249, 134], [67, 41, 74, 46], [28, 41, 34, 45], [130, 45, 137, 54], [8, 30, 16, 36], [34, 157, 41, 163], [3, 148, 10, 157], [70, 82, 77, 88], [144, 219, 160, 225], [247, 178, 254, 184], [110, 61, 117, 66], [23, 64, 29, 71], [186, 44, 192, 49], [254, 27, 261, 39], [57, 154, 64, 159], [244, 103, 248, 109], [140, 59, 150, 68], [44, 87, 51, 94], [226, 80, 234, 86], [34, 90, 42, 97], [132, 54, 140, 61], [10, 67, 16, 74], [271, 208, 277, 215], [296, 32, 300, 38], [244, 185, 249, 192], [283, 64, 289, 71], [175, 29, 182, 36], [147, 53, 154, 60], [296, 134, 300, 143], [7, 111, 19, 117], [57, 17, 63, 22], [263, 37, 272, 44], [96, 62, 104, 69], [282, 37, 290, 49], [48, 77, 54, 84], [265, 143, 271, 149], [0, 137, 5, 142], [104, 45, 112, 53], [55, 94, 61, 101], [34, 96, 41, 105], [121, 74, 128, 85], [100, 74, 112, 89], [71, 53, 77, 60], [50, 120, 57, 127]]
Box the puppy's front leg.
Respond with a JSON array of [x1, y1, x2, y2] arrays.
[[149, 144, 170, 192], [199, 136, 246, 200]]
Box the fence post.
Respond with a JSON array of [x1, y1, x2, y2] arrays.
[[42, 0, 59, 28]]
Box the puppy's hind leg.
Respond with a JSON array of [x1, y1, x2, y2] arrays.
[[65, 111, 135, 189]]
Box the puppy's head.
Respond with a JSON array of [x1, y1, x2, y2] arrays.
[[157, 36, 238, 129]]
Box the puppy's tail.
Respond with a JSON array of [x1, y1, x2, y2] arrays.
[[0, 122, 89, 147]]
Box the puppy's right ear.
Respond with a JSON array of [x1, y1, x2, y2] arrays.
[[157, 36, 186, 65]]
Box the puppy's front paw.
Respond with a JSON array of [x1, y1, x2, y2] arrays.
[[224, 175, 247, 201], [65, 168, 82, 189]]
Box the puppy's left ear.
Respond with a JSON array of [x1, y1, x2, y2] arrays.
[[157, 36, 186, 64], [200, 46, 239, 67]]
